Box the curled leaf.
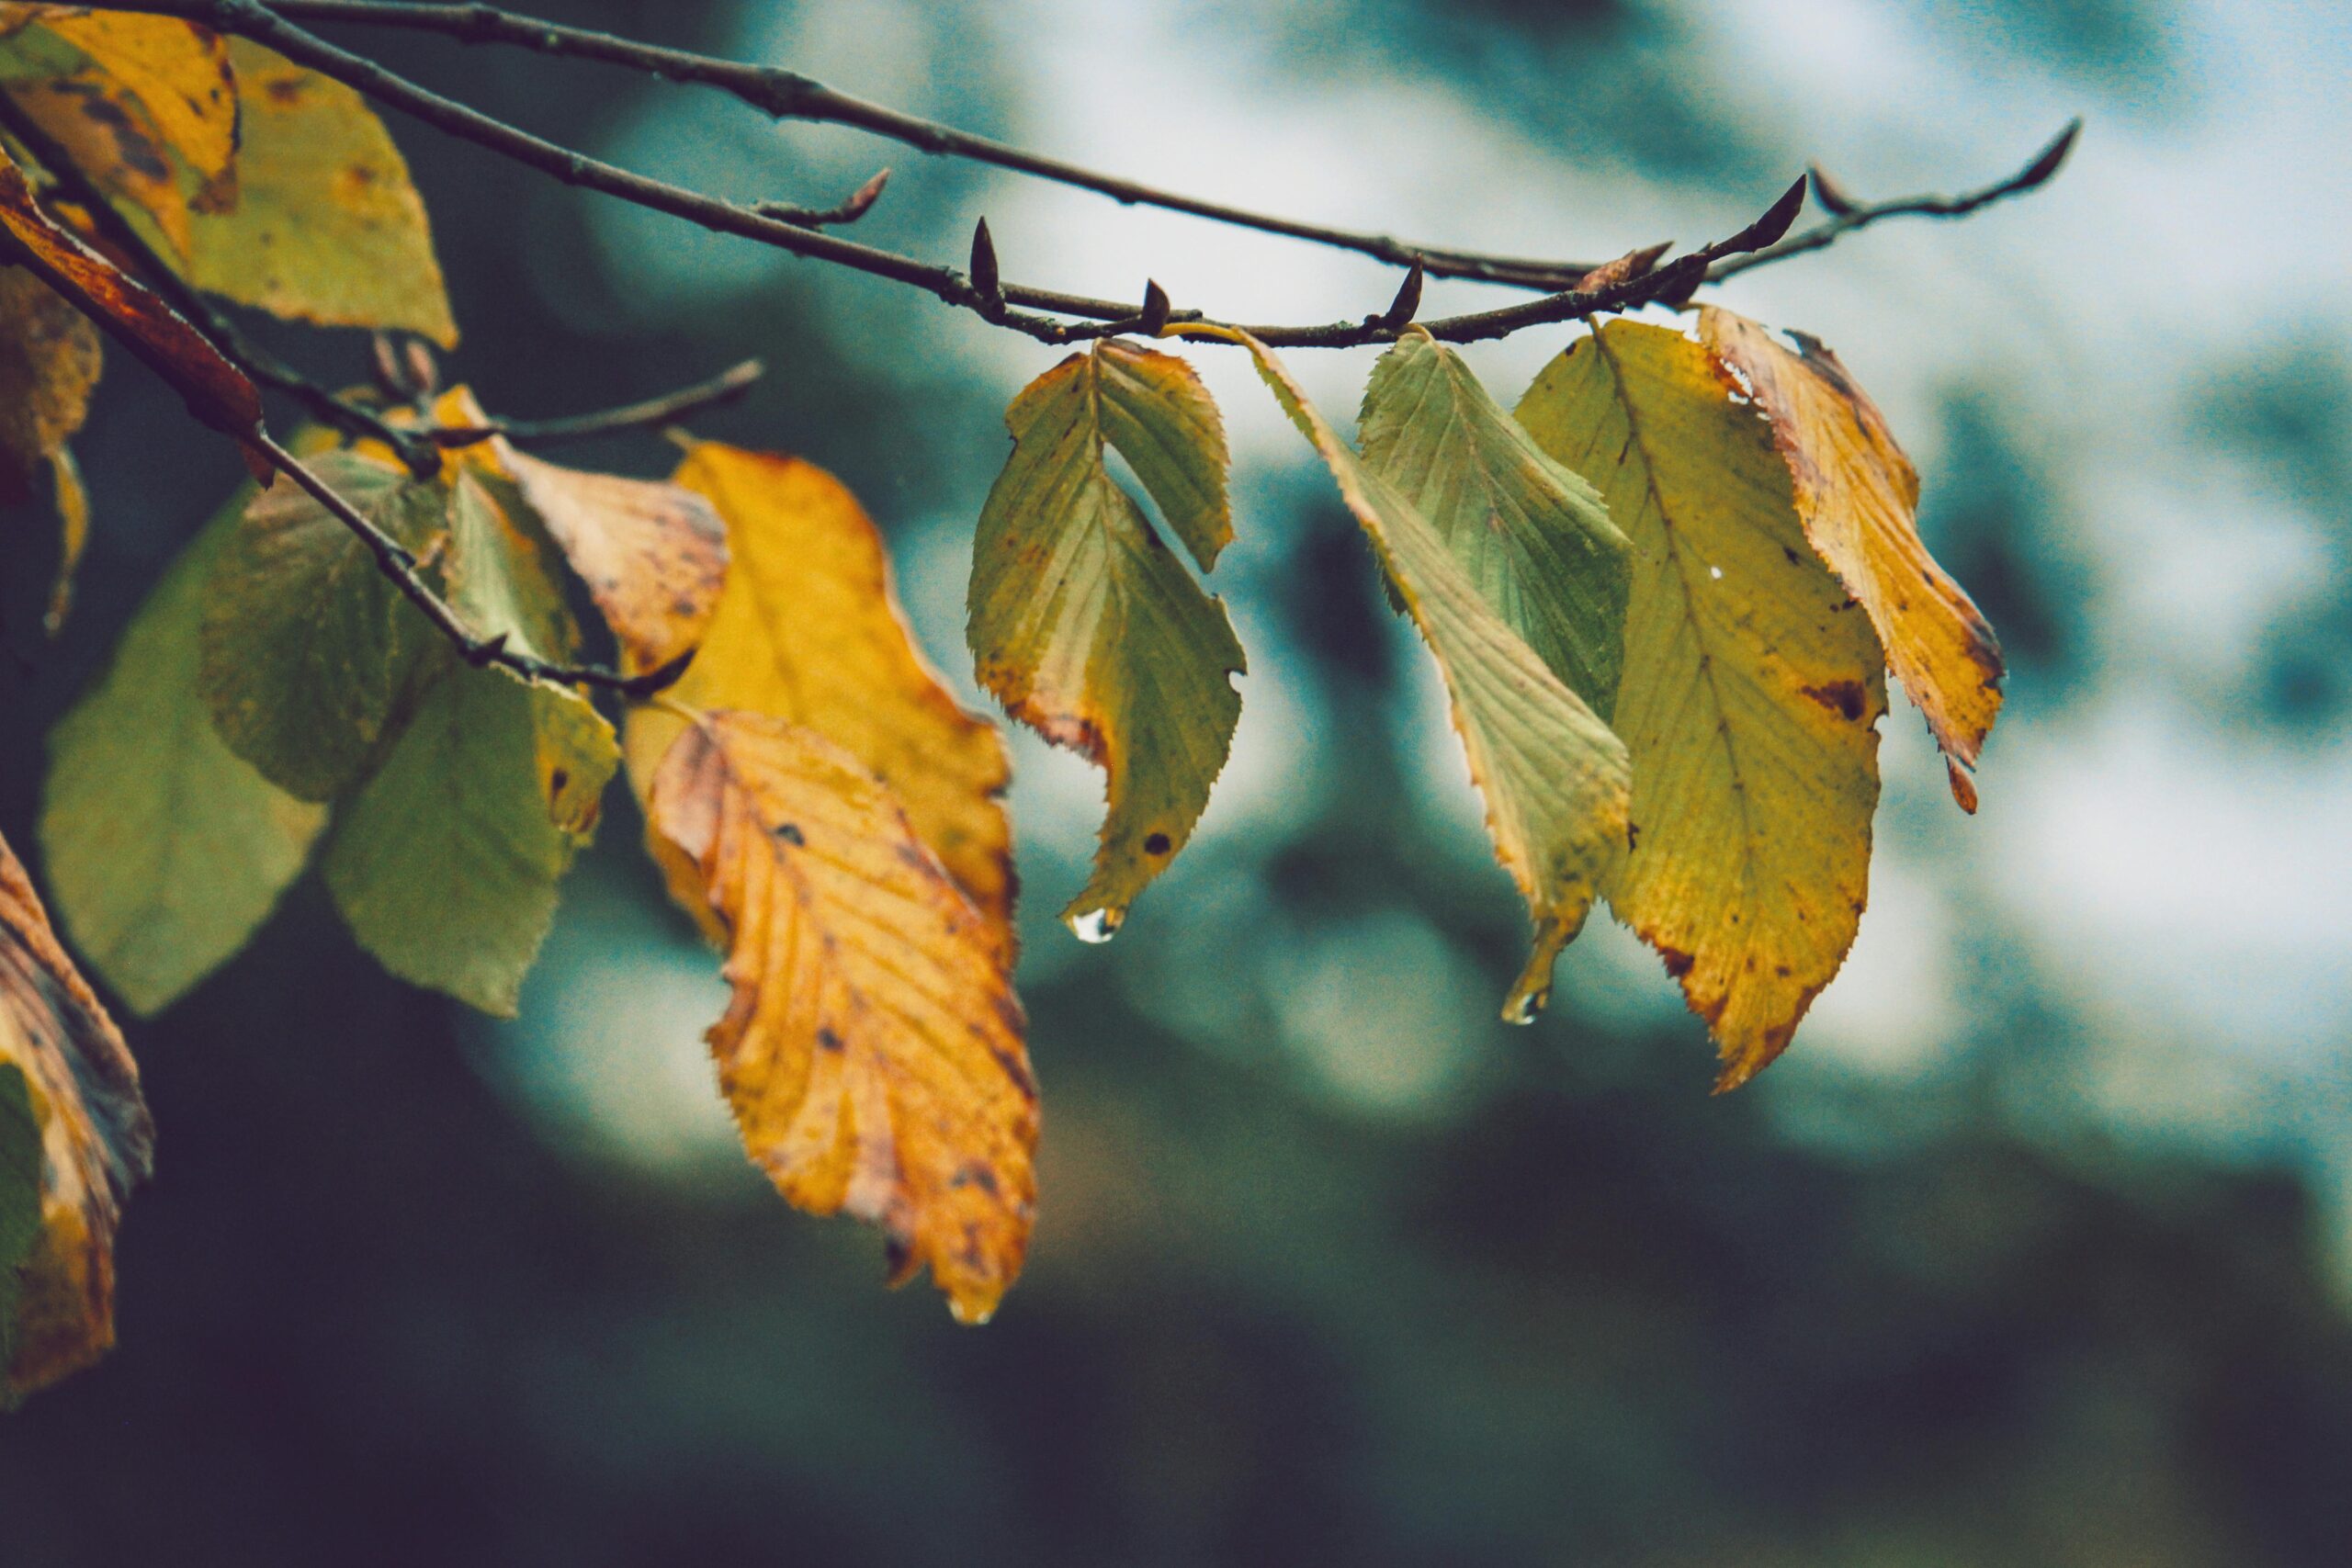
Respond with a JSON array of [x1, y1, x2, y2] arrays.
[[0, 829, 152, 1404], [1699, 307, 2002, 798], [967, 339, 1241, 938]]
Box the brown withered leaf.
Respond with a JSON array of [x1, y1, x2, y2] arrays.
[[0, 145, 265, 468], [0, 264, 99, 499], [1700, 307, 2002, 806], [630, 444, 1013, 941], [493, 442, 727, 679], [648, 712, 1037, 1324], [0, 829, 152, 1403]]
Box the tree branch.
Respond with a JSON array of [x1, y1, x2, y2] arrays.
[[178, 0, 1622, 291], [1706, 118, 2082, 285], [65, 0, 1817, 350], [254, 431, 689, 696], [428, 357, 765, 448]]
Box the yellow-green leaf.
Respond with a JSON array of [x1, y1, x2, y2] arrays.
[[967, 339, 1242, 939], [0, 829, 151, 1404], [185, 39, 457, 347], [198, 448, 450, 802], [1218, 326, 1629, 1021], [646, 711, 1037, 1324], [19, 9, 235, 185], [1698, 306, 2002, 807], [1359, 329, 1632, 713], [628, 444, 1013, 939], [42, 490, 327, 1015], [324, 662, 617, 1016], [0, 10, 232, 256], [1517, 321, 1885, 1088]]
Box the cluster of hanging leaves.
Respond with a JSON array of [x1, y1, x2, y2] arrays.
[[0, 7, 2004, 1397]]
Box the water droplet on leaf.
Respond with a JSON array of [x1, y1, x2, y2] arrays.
[[1067, 907, 1123, 944]]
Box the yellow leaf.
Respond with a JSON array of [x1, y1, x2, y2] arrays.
[[1518, 321, 1885, 1088], [647, 712, 1037, 1324], [185, 39, 457, 347], [0, 829, 152, 1402], [629, 445, 1014, 941], [0, 265, 99, 499], [1699, 307, 2003, 807], [1213, 326, 1629, 1021], [967, 340, 1241, 939], [28, 9, 235, 187]]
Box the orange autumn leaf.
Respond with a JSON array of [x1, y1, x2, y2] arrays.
[[648, 712, 1037, 1323], [630, 444, 1014, 941], [0, 829, 152, 1403], [1699, 307, 2003, 807]]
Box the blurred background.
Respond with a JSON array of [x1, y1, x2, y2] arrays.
[[5, 0, 2351, 1562]]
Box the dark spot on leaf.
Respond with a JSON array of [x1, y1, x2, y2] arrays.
[[1657, 944, 1695, 978], [1803, 680, 1867, 722], [951, 1162, 1001, 1197], [774, 822, 805, 845], [1143, 832, 1171, 855], [817, 1026, 843, 1053], [548, 767, 569, 796]]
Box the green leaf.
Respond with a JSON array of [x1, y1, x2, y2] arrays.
[[967, 338, 1243, 939], [0, 1064, 40, 1383], [1516, 321, 1885, 1088], [324, 663, 618, 1016], [41, 492, 328, 1015], [444, 467, 579, 664], [184, 39, 458, 347], [1358, 330, 1632, 714], [1092, 337, 1232, 570], [1218, 327, 1630, 1021], [198, 449, 450, 802]]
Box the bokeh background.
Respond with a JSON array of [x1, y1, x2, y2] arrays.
[[6, 0, 2352, 1562]]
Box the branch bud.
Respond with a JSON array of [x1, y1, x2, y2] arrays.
[[1380, 260, 1424, 330], [1138, 278, 1170, 336], [969, 218, 1002, 312]]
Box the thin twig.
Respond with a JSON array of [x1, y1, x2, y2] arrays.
[[64, 0, 1813, 349], [752, 167, 890, 230], [429, 357, 765, 448], [1707, 118, 2083, 284], [0, 82, 443, 472], [172, 0, 1618, 290], [254, 430, 689, 696]]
